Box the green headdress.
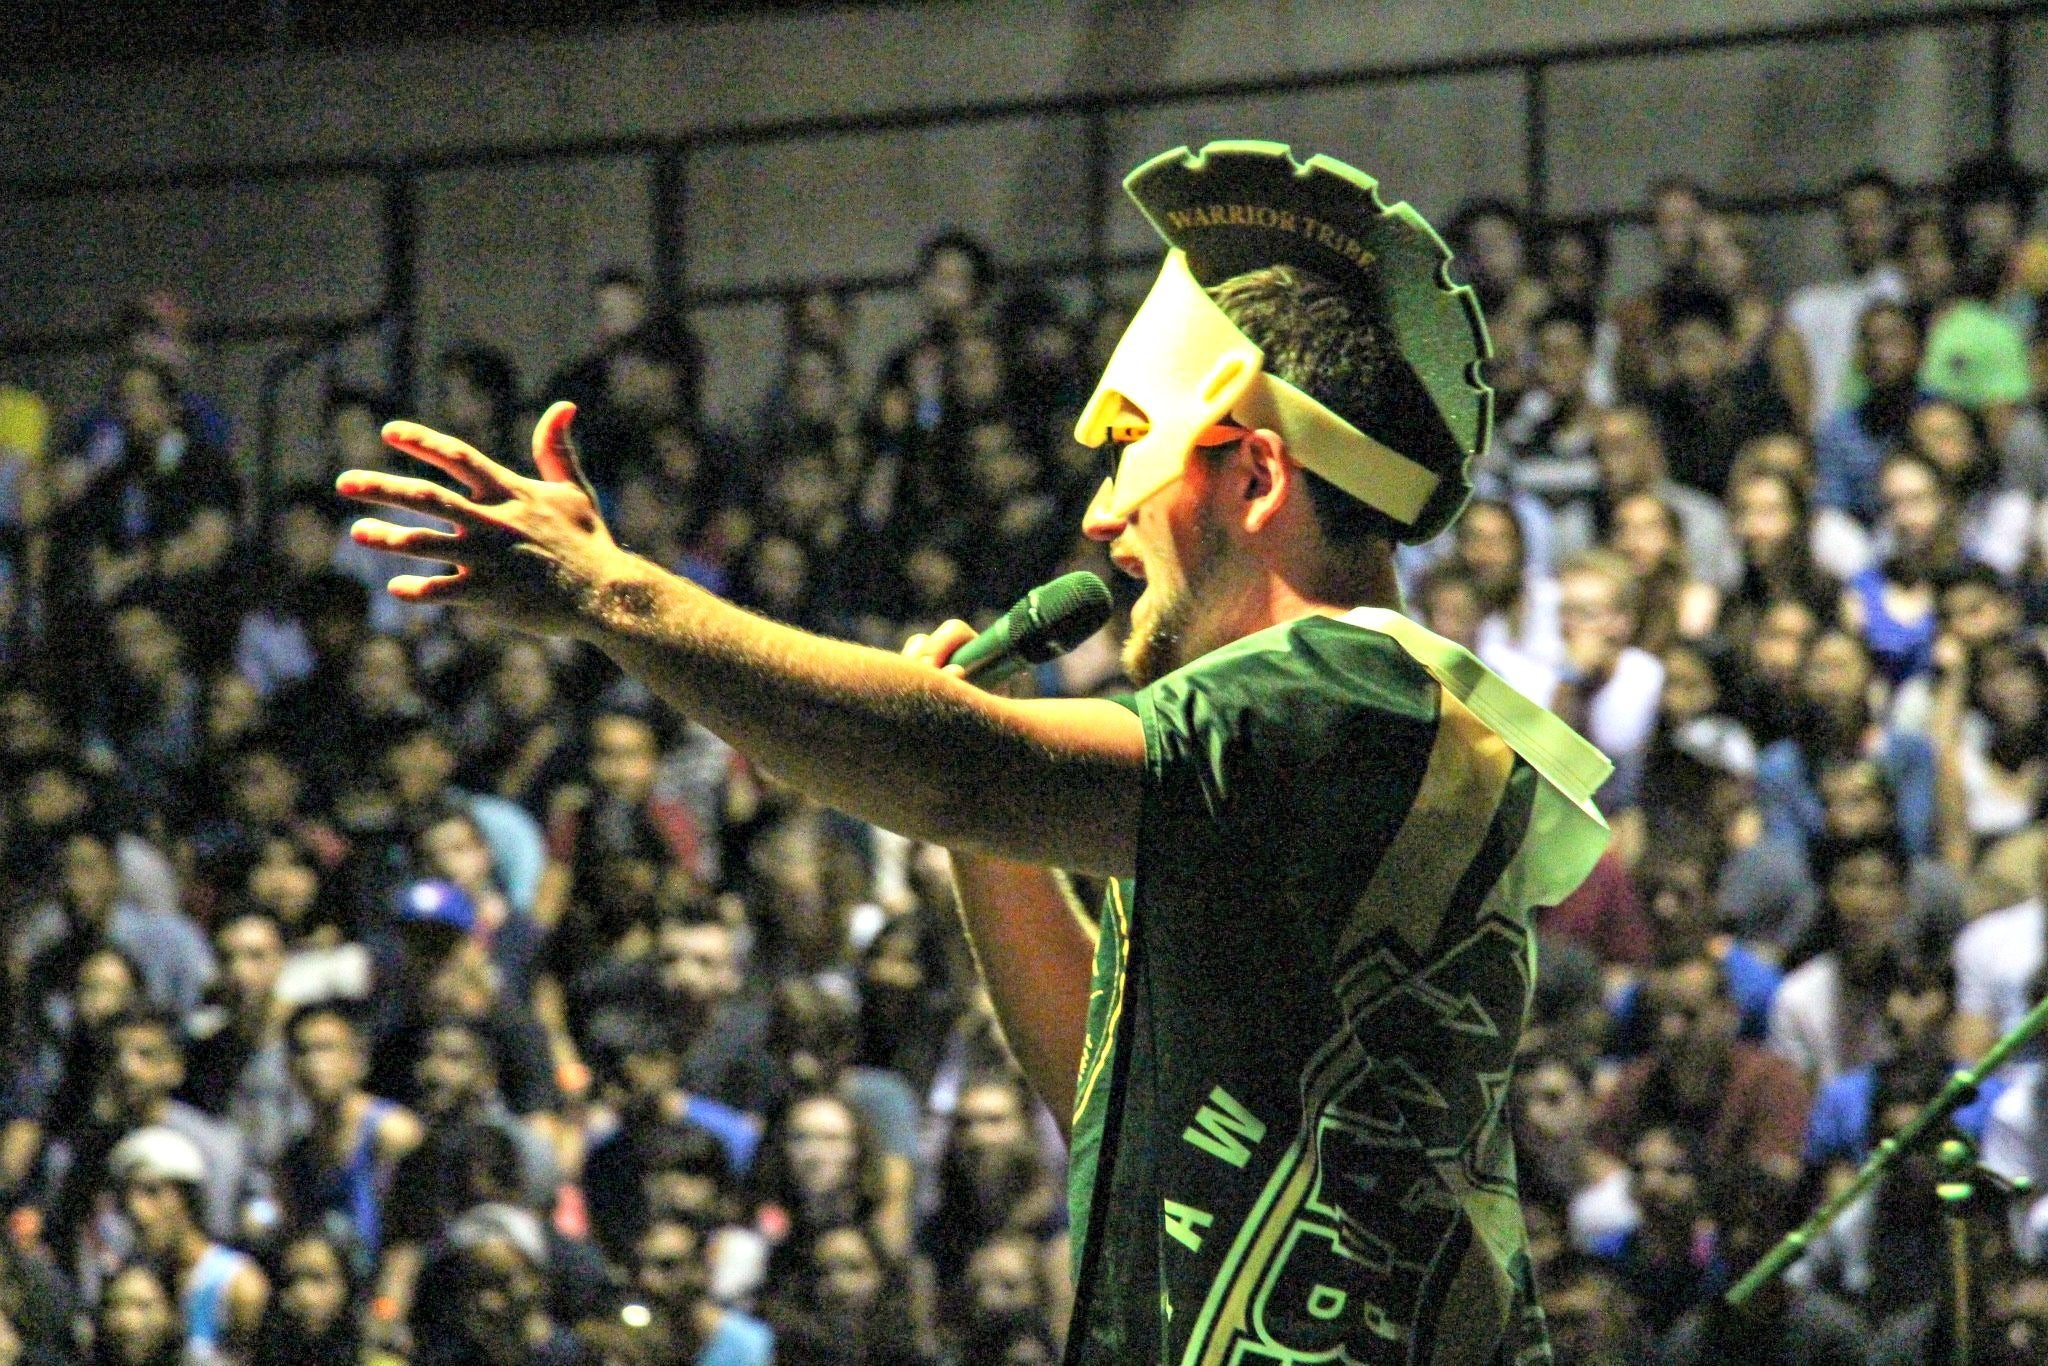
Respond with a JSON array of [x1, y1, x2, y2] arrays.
[[1075, 140, 1491, 544]]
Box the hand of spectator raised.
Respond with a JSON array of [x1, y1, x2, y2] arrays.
[[338, 401, 627, 639]]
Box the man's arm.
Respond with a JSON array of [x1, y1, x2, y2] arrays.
[[900, 619, 1101, 1135], [337, 404, 1143, 877], [947, 854, 1095, 1133]]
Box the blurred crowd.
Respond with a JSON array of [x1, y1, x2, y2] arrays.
[[0, 148, 2045, 1365]]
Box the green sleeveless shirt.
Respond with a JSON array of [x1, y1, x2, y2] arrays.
[[1064, 610, 1611, 1365]]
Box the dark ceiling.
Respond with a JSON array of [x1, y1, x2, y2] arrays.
[[12, 0, 911, 70]]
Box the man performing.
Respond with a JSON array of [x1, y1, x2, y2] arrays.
[[340, 140, 1612, 1364]]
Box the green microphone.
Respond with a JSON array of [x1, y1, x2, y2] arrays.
[[951, 572, 1114, 686]]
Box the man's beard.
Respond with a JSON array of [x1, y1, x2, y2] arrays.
[[1122, 507, 1229, 687]]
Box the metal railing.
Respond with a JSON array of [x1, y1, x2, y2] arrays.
[[1, 0, 2042, 493]]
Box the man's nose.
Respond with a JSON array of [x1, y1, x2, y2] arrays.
[[1081, 477, 1127, 542]]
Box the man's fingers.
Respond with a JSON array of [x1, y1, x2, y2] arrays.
[[335, 471, 485, 525], [350, 518, 469, 560], [386, 570, 472, 602], [925, 618, 979, 668], [530, 402, 596, 502], [380, 420, 517, 498]]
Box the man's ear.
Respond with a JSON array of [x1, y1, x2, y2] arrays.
[[1239, 429, 1291, 534]]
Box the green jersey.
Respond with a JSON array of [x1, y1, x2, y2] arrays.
[[1065, 609, 1611, 1366]]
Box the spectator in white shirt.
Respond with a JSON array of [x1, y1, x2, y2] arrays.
[[1786, 169, 1909, 432], [1768, 833, 1910, 1088], [1953, 840, 2047, 1062], [1552, 550, 1666, 813]]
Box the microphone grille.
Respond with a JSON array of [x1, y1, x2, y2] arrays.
[[1023, 571, 1115, 658]]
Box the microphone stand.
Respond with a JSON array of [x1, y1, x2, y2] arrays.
[[1725, 991, 2048, 1366]]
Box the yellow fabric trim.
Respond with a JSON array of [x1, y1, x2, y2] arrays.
[[1235, 370, 1438, 523], [1336, 687, 1515, 959], [1342, 607, 1612, 908], [1192, 1142, 1318, 1366], [1074, 251, 1440, 526], [1071, 878, 1130, 1128]]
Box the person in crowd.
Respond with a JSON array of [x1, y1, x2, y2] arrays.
[[1842, 450, 1973, 691], [411, 802, 545, 1006], [761, 1222, 927, 1366], [1446, 199, 1547, 403], [91, 1261, 194, 1366], [1532, 1255, 1649, 1366], [253, 1223, 400, 1366], [1815, 299, 1928, 525], [626, 1216, 775, 1366], [1535, 221, 1620, 403], [51, 1008, 259, 1254], [1804, 954, 2004, 1173], [1930, 632, 2048, 858], [1767, 833, 1912, 1087], [1556, 404, 1742, 590], [1692, 210, 1815, 426], [1899, 208, 2036, 457], [1510, 1050, 1633, 1255], [1595, 955, 1811, 1182], [545, 269, 653, 420], [572, 892, 774, 1116], [1612, 176, 1708, 401], [363, 880, 560, 1126], [535, 708, 708, 929], [1646, 285, 1801, 498], [1445, 496, 1563, 672], [763, 982, 918, 1253], [454, 638, 579, 817], [1605, 489, 1720, 650], [1, 944, 146, 1200], [1952, 842, 2047, 1062], [11, 822, 215, 1022], [1413, 562, 1560, 705], [111, 1124, 269, 1360], [578, 1004, 758, 1260], [1755, 626, 1937, 858], [1609, 848, 1784, 1050], [919, 1071, 1066, 1325], [1724, 464, 1842, 647], [277, 1001, 421, 1257], [430, 344, 523, 478], [1787, 168, 1909, 430], [1584, 1125, 1722, 1336], [422, 1202, 583, 1366], [1550, 550, 1666, 812], [1613, 638, 1757, 883], [852, 906, 963, 1104], [1906, 397, 2037, 578], [181, 907, 304, 1170], [749, 1090, 891, 1260], [1663, 1172, 1866, 1366]]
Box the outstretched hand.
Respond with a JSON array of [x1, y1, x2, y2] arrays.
[[336, 401, 628, 639]]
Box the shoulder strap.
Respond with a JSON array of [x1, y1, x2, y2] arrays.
[[1340, 608, 1612, 804], [1339, 607, 1614, 907]]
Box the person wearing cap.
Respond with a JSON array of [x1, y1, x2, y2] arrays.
[[364, 879, 560, 1124], [341, 140, 1613, 1362], [109, 1124, 269, 1361]]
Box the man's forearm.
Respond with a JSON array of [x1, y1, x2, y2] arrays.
[[583, 554, 1140, 876], [948, 853, 1096, 1134]]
